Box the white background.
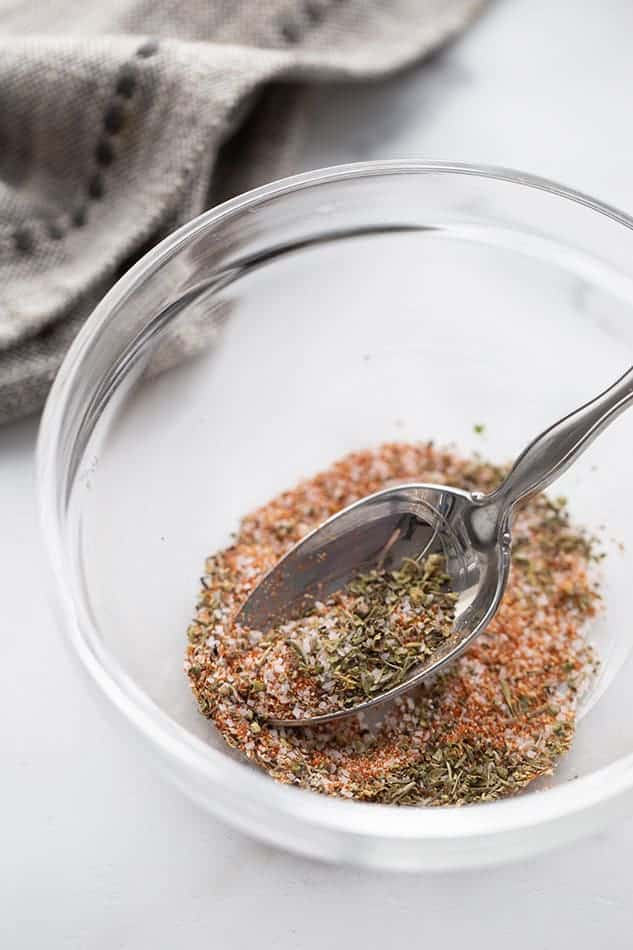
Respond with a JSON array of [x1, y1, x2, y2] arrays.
[[4, 0, 633, 945]]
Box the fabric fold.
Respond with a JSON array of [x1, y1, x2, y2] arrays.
[[0, 0, 485, 423]]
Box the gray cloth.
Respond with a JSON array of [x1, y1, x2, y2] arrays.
[[0, 0, 485, 424]]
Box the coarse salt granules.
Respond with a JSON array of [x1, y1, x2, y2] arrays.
[[185, 442, 601, 806]]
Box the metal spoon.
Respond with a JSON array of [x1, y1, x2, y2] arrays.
[[237, 365, 633, 726]]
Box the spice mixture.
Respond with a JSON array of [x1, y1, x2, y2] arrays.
[[186, 442, 601, 806], [227, 553, 458, 722]]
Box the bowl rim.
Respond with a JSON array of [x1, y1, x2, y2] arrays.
[[37, 159, 633, 860]]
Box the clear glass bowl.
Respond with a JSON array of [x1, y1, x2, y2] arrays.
[[38, 161, 633, 871]]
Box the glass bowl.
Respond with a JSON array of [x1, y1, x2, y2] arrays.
[[38, 161, 633, 871]]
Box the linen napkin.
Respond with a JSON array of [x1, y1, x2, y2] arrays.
[[0, 0, 485, 424]]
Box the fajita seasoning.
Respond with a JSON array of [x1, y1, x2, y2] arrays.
[[236, 552, 458, 721], [186, 442, 601, 806]]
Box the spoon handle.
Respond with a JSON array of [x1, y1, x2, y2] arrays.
[[486, 364, 633, 517]]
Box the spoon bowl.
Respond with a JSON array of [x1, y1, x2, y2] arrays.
[[237, 483, 511, 726]]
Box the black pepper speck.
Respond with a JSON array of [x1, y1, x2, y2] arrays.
[[305, 1, 324, 22], [103, 102, 125, 134], [72, 206, 87, 228], [115, 63, 137, 99], [13, 227, 33, 253], [136, 40, 159, 58], [280, 20, 301, 43], [95, 139, 114, 167], [88, 173, 105, 200], [47, 219, 65, 240]]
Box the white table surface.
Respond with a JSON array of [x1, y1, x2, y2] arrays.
[[4, 0, 633, 945]]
